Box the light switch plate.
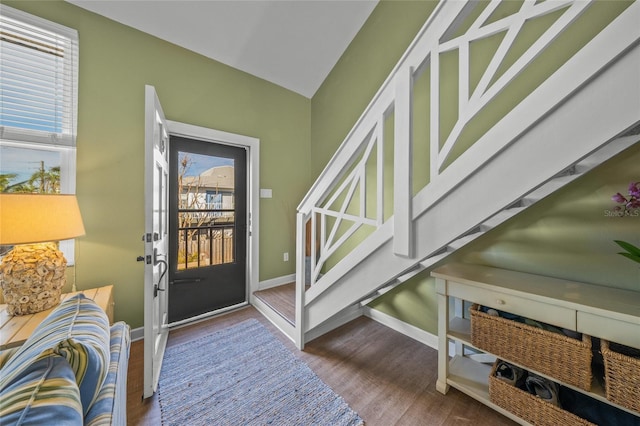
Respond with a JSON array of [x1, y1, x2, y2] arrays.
[[260, 188, 273, 198]]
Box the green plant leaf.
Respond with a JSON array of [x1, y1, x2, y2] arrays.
[[618, 252, 640, 264], [614, 240, 640, 257]]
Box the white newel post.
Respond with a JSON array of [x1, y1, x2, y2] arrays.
[[393, 67, 414, 258], [295, 212, 307, 349]]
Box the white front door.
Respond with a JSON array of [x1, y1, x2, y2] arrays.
[[143, 85, 170, 399]]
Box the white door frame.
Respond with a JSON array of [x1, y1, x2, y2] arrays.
[[167, 120, 260, 305]]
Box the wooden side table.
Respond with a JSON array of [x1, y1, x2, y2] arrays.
[[0, 285, 114, 351]]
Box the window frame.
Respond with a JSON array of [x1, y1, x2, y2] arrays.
[[0, 4, 79, 146], [0, 5, 79, 264]]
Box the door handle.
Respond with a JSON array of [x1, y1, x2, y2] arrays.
[[153, 283, 165, 298], [152, 248, 168, 297], [170, 278, 203, 285]]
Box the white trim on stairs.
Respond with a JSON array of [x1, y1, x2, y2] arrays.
[[252, 294, 297, 344], [305, 304, 364, 343], [363, 306, 439, 351], [258, 274, 296, 291]]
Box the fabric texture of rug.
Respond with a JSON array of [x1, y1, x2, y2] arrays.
[[158, 318, 364, 426]]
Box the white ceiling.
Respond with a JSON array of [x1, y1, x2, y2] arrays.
[[67, 0, 378, 98]]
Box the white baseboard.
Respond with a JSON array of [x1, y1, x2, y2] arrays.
[[363, 306, 439, 351], [258, 274, 296, 290], [130, 326, 144, 342]]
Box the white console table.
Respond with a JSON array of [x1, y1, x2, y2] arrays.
[[432, 263, 640, 424]]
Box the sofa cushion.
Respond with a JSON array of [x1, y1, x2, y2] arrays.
[[85, 322, 131, 426], [0, 294, 110, 415], [0, 347, 21, 370], [0, 354, 83, 425]]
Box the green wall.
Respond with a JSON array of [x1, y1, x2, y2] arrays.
[[8, 0, 638, 335], [311, 0, 439, 179], [311, 0, 639, 335], [6, 1, 311, 328]]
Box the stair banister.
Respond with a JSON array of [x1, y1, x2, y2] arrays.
[[294, 4, 453, 314], [291, 0, 640, 349], [412, 0, 640, 218], [296, 0, 450, 215]]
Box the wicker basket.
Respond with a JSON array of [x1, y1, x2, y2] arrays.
[[489, 360, 596, 426], [601, 339, 640, 413], [470, 304, 592, 390]]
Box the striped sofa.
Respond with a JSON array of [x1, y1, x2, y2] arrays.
[[0, 294, 130, 425]]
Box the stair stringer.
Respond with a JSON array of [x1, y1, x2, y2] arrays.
[[355, 136, 639, 309], [302, 40, 640, 337]]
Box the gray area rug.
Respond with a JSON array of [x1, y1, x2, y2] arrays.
[[158, 318, 364, 426]]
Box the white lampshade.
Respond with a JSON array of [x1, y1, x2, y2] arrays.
[[0, 194, 86, 245]]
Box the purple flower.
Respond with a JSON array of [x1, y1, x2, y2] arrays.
[[612, 192, 627, 204], [628, 199, 640, 209], [611, 181, 639, 215]]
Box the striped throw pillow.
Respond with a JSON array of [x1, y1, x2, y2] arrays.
[[0, 354, 83, 425], [0, 294, 110, 415]]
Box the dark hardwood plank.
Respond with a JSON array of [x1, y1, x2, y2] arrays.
[[126, 306, 516, 425]]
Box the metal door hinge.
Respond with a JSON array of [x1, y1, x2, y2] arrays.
[[142, 233, 160, 243]]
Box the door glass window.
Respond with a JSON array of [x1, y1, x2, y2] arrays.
[[177, 152, 235, 270]]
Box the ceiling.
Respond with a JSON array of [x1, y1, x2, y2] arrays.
[[66, 0, 379, 98]]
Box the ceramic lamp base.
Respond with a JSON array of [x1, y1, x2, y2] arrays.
[[0, 242, 66, 315]]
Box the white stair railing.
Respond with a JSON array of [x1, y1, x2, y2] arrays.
[[293, 0, 640, 349]]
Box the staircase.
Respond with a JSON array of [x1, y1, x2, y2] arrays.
[[257, 0, 640, 349]]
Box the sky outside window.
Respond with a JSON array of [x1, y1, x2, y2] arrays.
[[179, 152, 233, 176], [0, 144, 61, 188]]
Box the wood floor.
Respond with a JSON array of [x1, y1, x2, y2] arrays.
[[254, 282, 297, 324], [127, 306, 516, 425]]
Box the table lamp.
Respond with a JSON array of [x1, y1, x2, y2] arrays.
[[0, 194, 85, 315]]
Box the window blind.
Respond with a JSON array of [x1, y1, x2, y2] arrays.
[[0, 5, 78, 147]]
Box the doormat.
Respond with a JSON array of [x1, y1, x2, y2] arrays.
[[158, 318, 364, 425]]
